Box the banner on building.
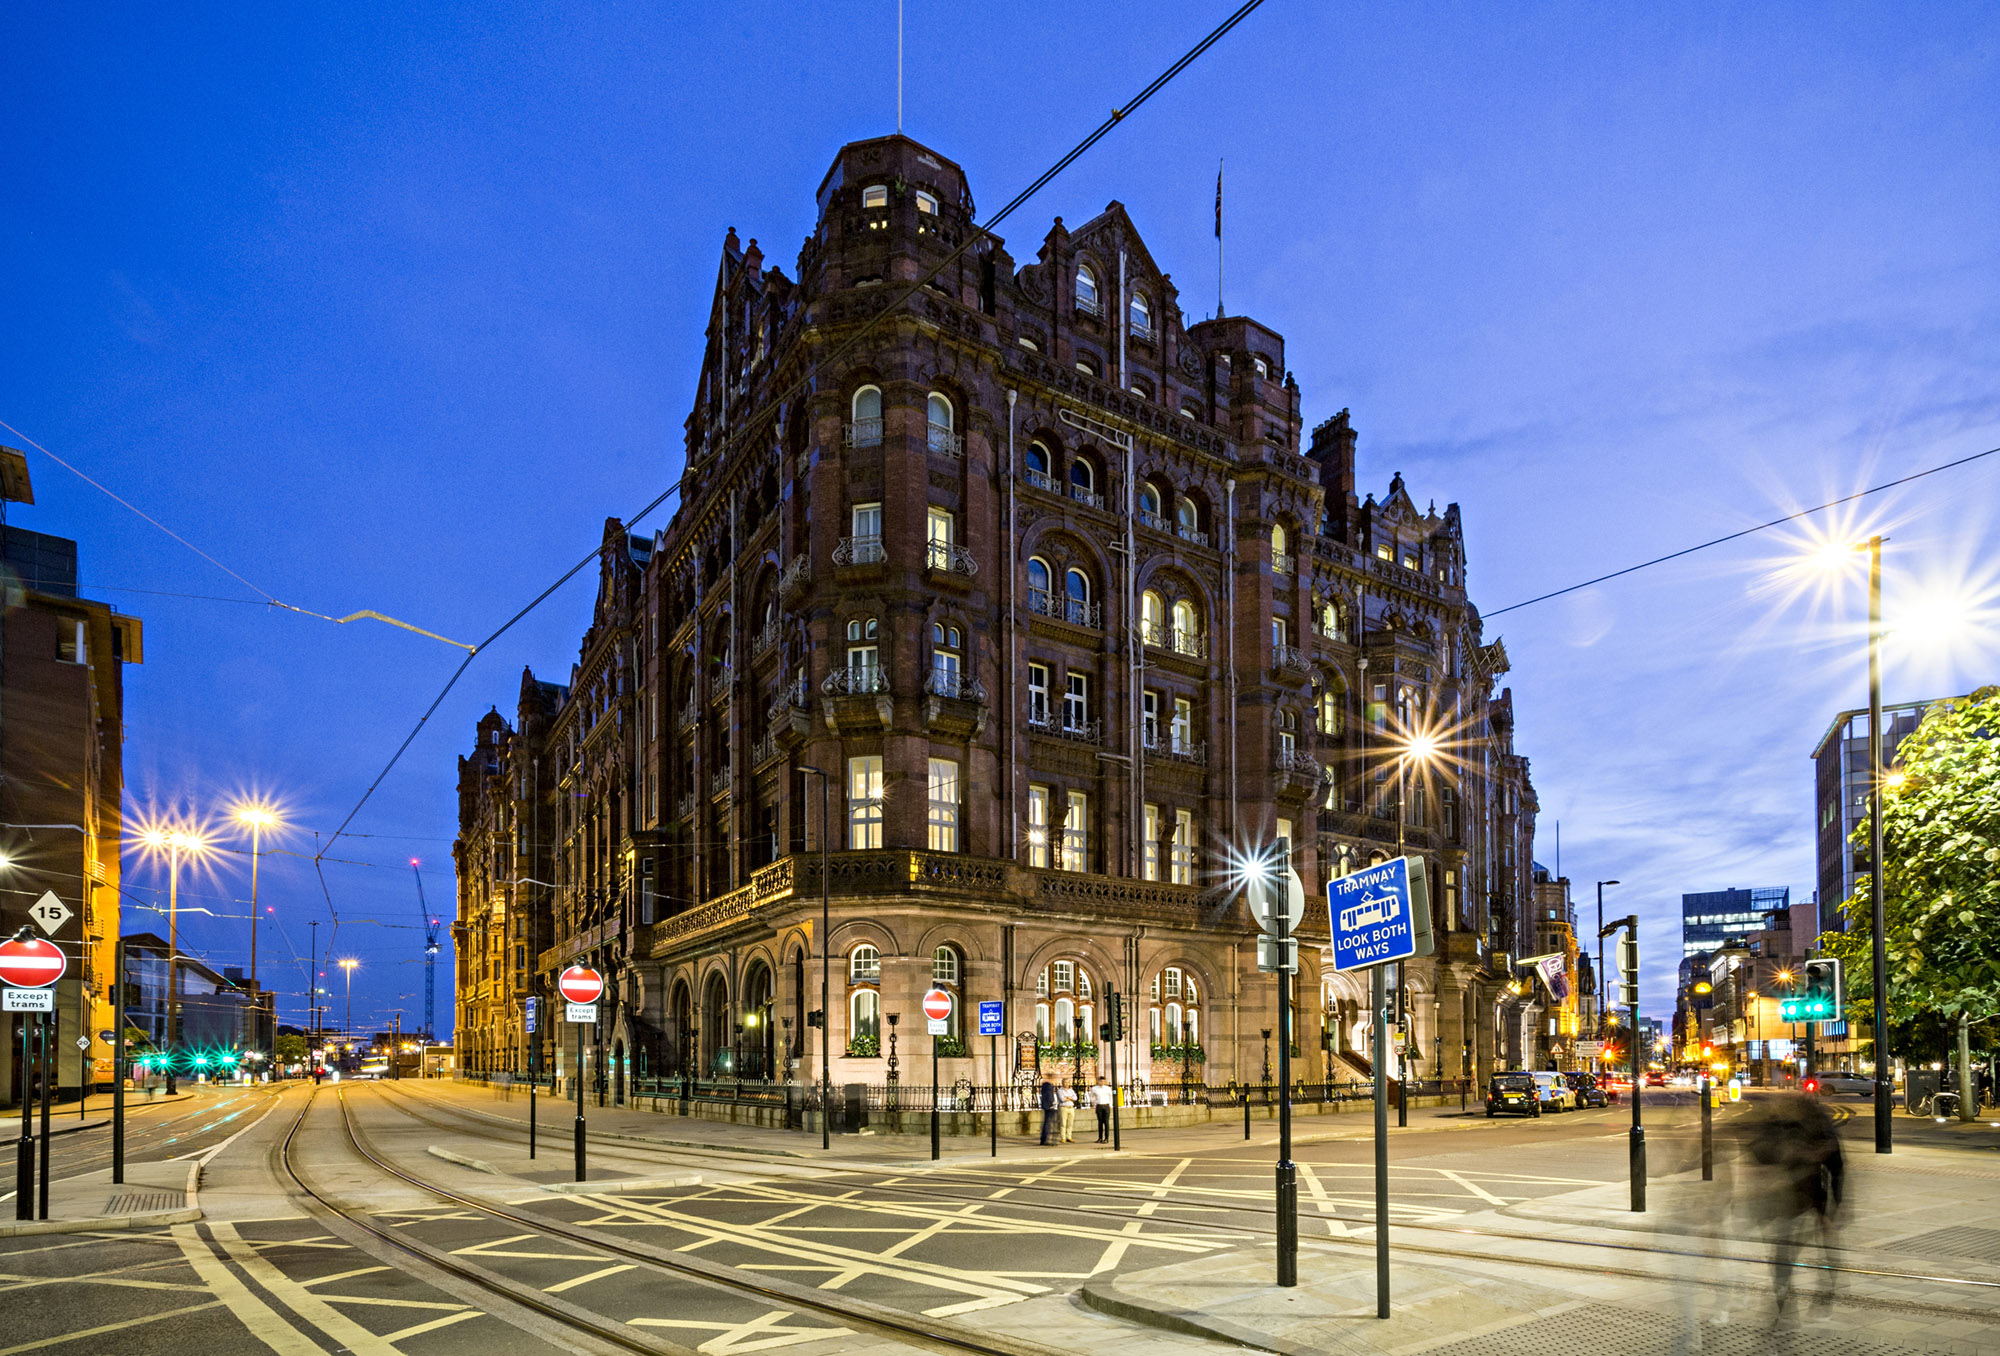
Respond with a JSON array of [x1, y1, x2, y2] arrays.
[[1537, 954, 1570, 1003]]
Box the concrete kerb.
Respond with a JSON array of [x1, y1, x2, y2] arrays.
[[545, 1174, 703, 1195], [427, 1145, 502, 1175], [0, 1158, 203, 1238], [1076, 1274, 1307, 1356]]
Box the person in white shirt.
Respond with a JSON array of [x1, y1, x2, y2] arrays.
[[1091, 1076, 1114, 1142], [1058, 1081, 1078, 1143]]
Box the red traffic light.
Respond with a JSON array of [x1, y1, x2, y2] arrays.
[[1804, 1078, 1819, 1094]]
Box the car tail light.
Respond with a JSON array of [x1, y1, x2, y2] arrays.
[[1804, 1078, 1819, 1093]]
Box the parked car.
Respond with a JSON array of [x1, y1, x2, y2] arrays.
[[1644, 1070, 1667, 1087], [1565, 1071, 1609, 1108], [1486, 1071, 1541, 1118], [1812, 1071, 1874, 1096], [1530, 1070, 1575, 1112]]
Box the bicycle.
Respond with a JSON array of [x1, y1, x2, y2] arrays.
[[1918, 1089, 1961, 1119]]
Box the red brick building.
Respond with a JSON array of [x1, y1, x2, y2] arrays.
[[454, 135, 1546, 1104], [1, 446, 141, 1106]]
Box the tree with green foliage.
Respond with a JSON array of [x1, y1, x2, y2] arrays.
[[1822, 685, 1999, 1115], [275, 1032, 308, 1070]]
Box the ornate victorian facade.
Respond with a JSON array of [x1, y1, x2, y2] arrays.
[[453, 134, 1549, 1102]]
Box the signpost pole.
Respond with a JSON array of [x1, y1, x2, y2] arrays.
[[574, 1017, 586, 1183], [113, 936, 126, 1185], [39, 1012, 54, 1219], [528, 999, 538, 1161], [931, 1034, 940, 1162], [1276, 905, 1296, 1287], [989, 1033, 997, 1158], [1372, 961, 1389, 1317], [1108, 990, 1121, 1152], [14, 1013, 30, 1220]]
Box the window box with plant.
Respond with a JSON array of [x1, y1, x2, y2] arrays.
[[933, 1035, 969, 1058], [1150, 1043, 1206, 1065], [845, 1034, 881, 1058]]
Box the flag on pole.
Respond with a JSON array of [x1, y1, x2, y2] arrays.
[[1214, 161, 1223, 239]]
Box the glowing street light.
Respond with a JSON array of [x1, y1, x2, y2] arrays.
[[233, 804, 282, 1077], [138, 822, 209, 1095], [339, 958, 359, 1043]]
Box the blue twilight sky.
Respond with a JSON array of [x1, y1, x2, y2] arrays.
[[4, 3, 1997, 1032]]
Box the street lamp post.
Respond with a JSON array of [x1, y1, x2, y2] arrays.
[[799, 765, 832, 1150], [339, 959, 358, 1054], [1863, 535, 1892, 1152], [235, 807, 279, 1076], [1596, 880, 1620, 1045]]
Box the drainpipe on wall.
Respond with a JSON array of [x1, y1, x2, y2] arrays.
[[1225, 478, 1238, 837], [1007, 389, 1019, 859]]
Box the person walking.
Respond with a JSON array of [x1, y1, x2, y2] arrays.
[[1742, 1092, 1845, 1318], [1092, 1076, 1113, 1143], [1058, 1080, 1078, 1143], [1037, 1076, 1059, 1146]]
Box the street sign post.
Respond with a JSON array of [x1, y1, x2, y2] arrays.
[[979, 1001, 1003, 1158], [1326, 854, 1435, 1320], [525, 996, 539, 1034], [557, 966, 602, 1183], [921, 989, 951, 1161]]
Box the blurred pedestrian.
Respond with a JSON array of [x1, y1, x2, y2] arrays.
[[1742, 1093, 1844, 1318], [1037, 1076, 1058, 1145], [1091, 1076, 1114, 1143], [1058, 1081, 1078, 1143]]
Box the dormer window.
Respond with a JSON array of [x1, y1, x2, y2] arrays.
[[1129, 292, 1153, 340], [915, 190, 938, 216], [1075, 264, 1101, 317], [862, 184, 888, 209]]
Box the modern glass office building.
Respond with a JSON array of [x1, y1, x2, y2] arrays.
[[1681, 886, 1790, 960]]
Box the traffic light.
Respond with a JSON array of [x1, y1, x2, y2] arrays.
[[805, 1010, 824, 1029], [1782, 958, 1842, 1022], [1616, 933, 1639, 1008]]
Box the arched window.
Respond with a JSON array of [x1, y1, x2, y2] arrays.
[[1253, 355, 1270, 379], [932, 945, 963, 1038], [926, 392, 958, 456], [1071, 457, 1095, 493], [1271, 523, 1289, 572], [1054, 997, 1075, 1043], [1151, 966, 1204, 1057], [845, 617, 879, 686], [1139, 481, 1162, 520], [1027, 556, 1052, 613], [1171, 598, 1200, 655], [932, 946, 960, 985], [1141, 590, 1166, 646], [849, 385, 883, 448], [915, 190, 938, 217], [1129, 291, 1153, 339], [862, 184, 888, 210], [1065, 568, 1092, 626], [1175, 496, 1201, 542], [1025, 440, 1054, 490], [849, 945, 880, 983], [1075, 264, 1100, 316]]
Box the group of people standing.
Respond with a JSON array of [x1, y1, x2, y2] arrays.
[[1037, 1076, 1117, 1144]]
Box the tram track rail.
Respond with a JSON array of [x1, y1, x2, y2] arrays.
[[280, 1085, 1076, 1356], [368, 1080, 2000, 1322]]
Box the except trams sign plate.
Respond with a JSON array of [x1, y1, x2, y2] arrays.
[[566, 1003, 598, 1024], [3, 987, 53, 1013], [1327, 855, 1434, 971]]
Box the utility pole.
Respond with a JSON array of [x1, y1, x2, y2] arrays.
[[1601, 914, 1644, 1212]]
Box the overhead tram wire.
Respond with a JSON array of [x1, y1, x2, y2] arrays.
[[1488, 442, 2000, 617], [0, 416, 476, 650], [317, 0, 1269, 859]]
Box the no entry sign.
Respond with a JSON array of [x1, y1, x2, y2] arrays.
[[0, 936, 66, 989], [922, 987, 952, 1035], [558, 966, 604, 1004]]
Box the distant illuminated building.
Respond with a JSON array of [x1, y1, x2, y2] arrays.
[[1811, 698, 1960, 936], [1681, 886, 1789, 960]]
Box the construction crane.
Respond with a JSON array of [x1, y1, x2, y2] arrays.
[[410, 861, 442, 1039]]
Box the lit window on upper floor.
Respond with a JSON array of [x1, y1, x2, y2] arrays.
[[1129, 292, 1153, 340], [1402, 550, 1419, 570], [1180, 401, 1200, 420], [1018, 335, 1039, 352], [915, 190, 938, 216], [1375, 542, 1392, 561], [1253, 356, 1270, 379], [1076, 354, 1099, 378], [862, 184, 888, 209]]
